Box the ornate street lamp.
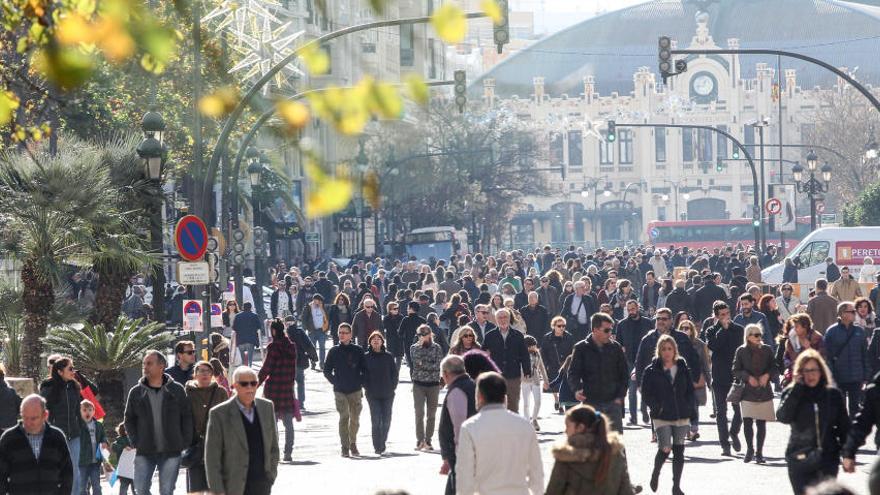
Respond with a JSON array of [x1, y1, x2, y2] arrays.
[[793, 153, 832, 232], [137, 109, 166, 324]]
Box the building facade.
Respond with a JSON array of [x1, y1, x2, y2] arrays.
[[485, 12, 867, 249]]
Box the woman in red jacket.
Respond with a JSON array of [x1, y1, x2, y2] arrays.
[[258, 319, 299, 463]]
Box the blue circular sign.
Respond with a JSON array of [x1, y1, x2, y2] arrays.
[[175, 215, 209, 262], [649, 227, 660, 239]]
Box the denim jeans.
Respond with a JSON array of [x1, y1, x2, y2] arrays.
[[839, 382, 864, 419], [68, 437, 81, 495], [310, 331, 327, 368], [627, 376, 647, 422], [238, 343, 256, 367], [713, 382, 742, 450], [367, 396, 395, 453], [295, 367, 306, 407], [590, 400, 623, 434], [279, 412, 295, 457], [80, 463, 102, 495], [134, 454, 181, 495]]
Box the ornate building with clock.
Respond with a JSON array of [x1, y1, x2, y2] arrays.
[[472, 0, 880, 249]]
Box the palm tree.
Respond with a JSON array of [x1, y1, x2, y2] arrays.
[[0, 135, 117, 379], [89, 133, 157, 329], [43, 318, 174, 428]]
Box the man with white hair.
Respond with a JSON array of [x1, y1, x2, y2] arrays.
[[0, 394, 73, 493], [560, 280, 597, 341], [482, 309, 531, 413], [205, 366, 279, 495]]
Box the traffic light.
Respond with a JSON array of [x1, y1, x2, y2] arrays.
[[493, 0, 510, 54], [606, 120, 616, 142], [752, 217, 761, 228], [716, 157, 725, 172], [658, 36, 672, 82], [732, 148, 741, 159], [454, 70, 467, 113]]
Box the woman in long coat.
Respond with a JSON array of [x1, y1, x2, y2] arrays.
[[258, 318, 298, 463]]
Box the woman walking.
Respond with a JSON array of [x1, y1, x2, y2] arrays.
[[40, 356, 84, 494], [184, 361, 225, 494], [329, 293, 354, 346], [776, 349, 849, 494], [641, 335, 694, 495], [545, 404, 637, 495], [779, 314, 825, 386], [363, 331, 398, 455], [448, 326, 481, 355], [733, 323, 778, 463], [258, 319, 299, 463], [521, 335, 549, 430], [678, 320, 710, 441]]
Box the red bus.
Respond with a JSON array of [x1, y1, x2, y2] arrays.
[[645, 218, 812, 250]]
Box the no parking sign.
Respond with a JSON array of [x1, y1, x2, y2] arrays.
[[182, 299, 203, 333]]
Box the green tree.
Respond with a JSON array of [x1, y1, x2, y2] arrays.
[[43, 318, 174, 429], [0, 135, 117, 379], [842, 181, 880, 226]]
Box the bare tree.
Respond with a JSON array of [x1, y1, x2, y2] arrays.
[[806, 89, 880, 205]]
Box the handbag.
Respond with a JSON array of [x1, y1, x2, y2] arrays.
[[785, 403, 823, 474], [181, 387, 218, 468], [726, 381, 745, 403]]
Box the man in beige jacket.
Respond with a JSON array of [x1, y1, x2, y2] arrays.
[[205, 366, 279, 495], [831, 266, 863, 304]]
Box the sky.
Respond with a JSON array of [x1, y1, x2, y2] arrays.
[[512, 0, 649, 34]]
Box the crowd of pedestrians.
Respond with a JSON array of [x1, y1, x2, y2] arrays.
[[5, 242, 880, 494]]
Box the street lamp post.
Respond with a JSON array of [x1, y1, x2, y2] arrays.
[[137, 110, 166, 325], [750, 118, 770, 253], [620, 181, 644, 243], [580, 177, 611, 248], [355, 137, 369, 257], [661, 179, 689, 220], [792, 151, 832, 232], [247, 152, 267, 319]]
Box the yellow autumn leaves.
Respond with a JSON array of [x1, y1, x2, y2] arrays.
[[430, 0, 503, 43]]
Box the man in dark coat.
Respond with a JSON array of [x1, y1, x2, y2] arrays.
[[615, 300, 653, 425], [536, 277, 561, 317], [0, 394, 73, 495], [482, 309, 531, 413], [514, 278, 535, 310], [568, 312, 629, 433], [399, 302, 427, 368], [634, 308, 702, 398], [560, 280, 597, 341], [705, 301, 745, 456], [692, 273, 728, 322], [352, 298, 382, 348], [438, 355, 476, 495], [467, 304, 496, 343], [382, 302, 406, 371], [519, 292, 550, 342], [665, 278, 692, 318]]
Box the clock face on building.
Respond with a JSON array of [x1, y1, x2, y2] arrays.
[[690, 72, 717, 101]]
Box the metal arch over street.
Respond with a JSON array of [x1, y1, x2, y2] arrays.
[[617, 123, 763, 252]]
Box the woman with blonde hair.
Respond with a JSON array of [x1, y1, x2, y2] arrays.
[[859, 256, 879, 283], [777, 349, 848, 494], [545, 404, 637, 495], [733, 323, 778, 463], [640, 334, 694, 494], [448, 326, 481, 356], [678, 319, 710, 441]]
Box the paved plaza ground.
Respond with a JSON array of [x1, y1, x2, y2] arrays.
[[106, 364, 878, 495]]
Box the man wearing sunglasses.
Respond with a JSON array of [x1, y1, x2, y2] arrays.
[[165, 340, 195, 386], [205, 366, 279, 495], [568, 312, 629, 433], [824, 302, 870, 418]]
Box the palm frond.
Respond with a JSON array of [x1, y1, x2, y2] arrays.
[[42, 318, 174, 374]]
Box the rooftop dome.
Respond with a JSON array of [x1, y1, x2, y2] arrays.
[[474, 0, 880, 97]]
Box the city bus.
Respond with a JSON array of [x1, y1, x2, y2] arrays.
[[645, 218, 812, 250], [404, 226, 466, 261]]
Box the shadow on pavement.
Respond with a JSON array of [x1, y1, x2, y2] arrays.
[[289, 460, 320, 466], [685, 456, 734, 464]]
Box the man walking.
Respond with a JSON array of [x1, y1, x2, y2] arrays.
[[164, 340, 195, 385], [399, 301, 427, 368], [439, 355, 476, 495], [568, 312, 629, 433], [302, 293, 329, 369], [205, 366, 279, 495], [124, 350, 193, 495], [410, 325, 443, 451], [560, 280, 597, 341], [455, 372, 543, 495], [615, 300, 653, 425], [323, 323, 366, 457], [0, 394, 73, 494], [808, 279, 839, 334], [519, 291, 550, 342], [482, 309, 531, 413], [536, 276, 560, 317], [825, 301, 870, 417], [352, 298, 382, 348], [706, 301, 745, 456], [466, 304, 496, 343], [733, 293, 771, 347], [233, 302, 263, 366]]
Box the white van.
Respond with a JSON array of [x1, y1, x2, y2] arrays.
[[762, 227, 880, 284]]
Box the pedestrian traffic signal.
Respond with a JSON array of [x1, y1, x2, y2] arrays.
[[493, 0, 510, 54], [658, 36, 672, 82], [454, 70, 467, 113], [606, 120, 616, 142]]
